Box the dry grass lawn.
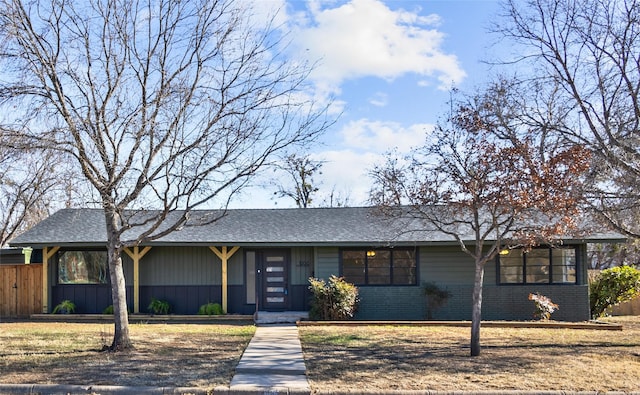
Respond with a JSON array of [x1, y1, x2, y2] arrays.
[[0, 321, 255, 388], [1, 317, 639, 392], [299, 316, 640, 392]]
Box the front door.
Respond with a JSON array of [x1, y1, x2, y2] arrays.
[[260, 250, 289, 311]]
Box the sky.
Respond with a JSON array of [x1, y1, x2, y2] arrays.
[[230, 0, 505, 209]]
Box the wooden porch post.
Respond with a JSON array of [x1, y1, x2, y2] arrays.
[[209, 246, 240, 314], [123, 246, 151, 314], [42, 246, 60, 313]]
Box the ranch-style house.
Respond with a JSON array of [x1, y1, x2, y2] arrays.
[[5, 207, 623, 321]]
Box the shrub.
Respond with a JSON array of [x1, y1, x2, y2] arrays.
[[52, 300, 76, 314], [528, 293, 559, 320], [148, 298, 171, 315], [198, 302, 224, 316], [309, 275, 358, 320], [590, 265, 640, 318], [103, 305, 114, 314]]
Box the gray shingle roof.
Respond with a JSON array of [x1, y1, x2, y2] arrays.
[[10, 207, 624, 247]]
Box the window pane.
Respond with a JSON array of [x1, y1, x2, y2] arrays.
[[342, 250, 366, 284], [393, 250, 416, 285], [552, 248, 576, 283], [526, 249, 550, 283], [246, 251, 256, 304], [499, 249, 523, 283], [367, 250, 390, 267], [367, 251, 390, 284], [368, 266, 391, 284], [58, 251, 108, 284]]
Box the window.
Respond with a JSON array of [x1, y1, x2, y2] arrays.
[[498, 246, 577, 284], [58, 250, 108, 284], [341, 248, 417, 285]]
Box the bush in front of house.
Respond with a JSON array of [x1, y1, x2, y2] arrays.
[[528, 292, 559, 320], [148, 298, 171, 315], [198, 302, 224, 316], [52, 299, 76, 314], [309, 275, 359, 320], [590, 265, 640, 319]]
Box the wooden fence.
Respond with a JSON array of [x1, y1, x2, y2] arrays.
[[609, 296, 640, 316], [0, 264, 42, 317]]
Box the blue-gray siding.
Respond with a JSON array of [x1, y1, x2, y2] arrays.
[[45, 243, 591, 320], [314, 244, 590, 322]]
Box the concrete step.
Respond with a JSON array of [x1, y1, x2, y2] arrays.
[[254, 311, 309, 325]]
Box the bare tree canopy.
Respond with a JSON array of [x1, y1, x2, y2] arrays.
[[0, 0, 331, 349], [370, 82, 590, 356], [496, 0, 640, 237], [272, 153, 323, 208], [0, 144, 58, 247]]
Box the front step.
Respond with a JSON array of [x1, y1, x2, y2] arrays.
[[254, 311, 308, 325]]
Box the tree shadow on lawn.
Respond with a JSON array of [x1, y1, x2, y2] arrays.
[[0, 338, 247, 387], [302, 334, 640, 381]]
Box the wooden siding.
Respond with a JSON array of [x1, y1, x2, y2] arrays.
[[53, 284, 114, 314], [419, 246, 480, 285], [227, 252, 243, 285], [314, 247, 339, 279], [140, 285, 221, 314], [290, 247, 314, 285], [140, 246, 221, 286]]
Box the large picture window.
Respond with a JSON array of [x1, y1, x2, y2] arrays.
[[341, 248, 417, 285], [498, 246, 577, 284], [58, 250, 108, 284]]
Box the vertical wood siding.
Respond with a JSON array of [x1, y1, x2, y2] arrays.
[[314, 247, 339, 279], [140, 246, 221, 286], [227, 252, 244, 285], [420, 246, 481, 285], [290, 247, 314, 285]]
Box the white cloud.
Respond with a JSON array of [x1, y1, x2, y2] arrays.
[[288, 0, 466, 94], [368, 92, 388, 107], [309, 119, 434, 205], [315, 149, 381, 205], [339, 119, 431, 152]]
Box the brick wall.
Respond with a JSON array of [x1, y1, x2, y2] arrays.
[[353, 284, 589, 321], [355, 286, 425, 320]]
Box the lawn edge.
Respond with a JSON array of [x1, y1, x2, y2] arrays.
[[296, 320, 623, 330]]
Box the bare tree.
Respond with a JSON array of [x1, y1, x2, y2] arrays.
[[320, 185, 352, 208], [370, 84, 590, 356], [273, 153, 323, 208], [0, 0, 330, 350], [0, 144, 59, 247], [496, 0, 640, 237], [588, 241, 640, 270]]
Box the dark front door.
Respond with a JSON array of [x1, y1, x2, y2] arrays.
[[260, 250, 289, 311]]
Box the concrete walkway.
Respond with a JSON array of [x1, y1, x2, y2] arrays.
[[228, 324, 310, 394]]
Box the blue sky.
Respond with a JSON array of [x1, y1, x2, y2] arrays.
[[232, 0, 504, 208]]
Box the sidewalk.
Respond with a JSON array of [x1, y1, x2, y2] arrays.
[[224, 324, 311, 394]]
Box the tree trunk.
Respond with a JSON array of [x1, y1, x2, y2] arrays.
[[105, 210, 132, 351], [470, 259, 485, 356]]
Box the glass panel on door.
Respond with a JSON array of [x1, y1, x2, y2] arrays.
[[262, 251, 288, 310]]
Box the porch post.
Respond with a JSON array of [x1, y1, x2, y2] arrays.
[[123, 246, 151, 313], [42, 246, 60, 313], [209, 246, 240, 314]]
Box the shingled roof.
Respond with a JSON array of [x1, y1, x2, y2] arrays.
[[10, 207, 624, 248]]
